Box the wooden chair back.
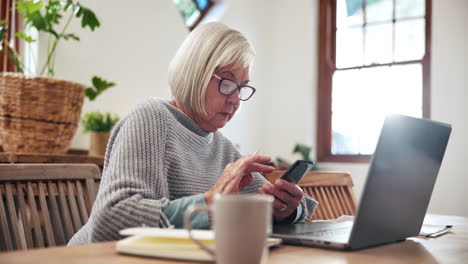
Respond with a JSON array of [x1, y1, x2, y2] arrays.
[[263, 171, 357, 221], [0, 164, 100, 251]]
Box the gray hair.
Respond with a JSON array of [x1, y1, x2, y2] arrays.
[[168, 22, 256, 115]]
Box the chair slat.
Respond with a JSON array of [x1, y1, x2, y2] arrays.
[[57, 181, 74, 241], [317, 187, 333, 219], [307, 188, 322, 221], [85, 178, 96, 210], [338, 187, 353, 215], [16, 183, 33, 248], [37, 181, 55, 247], [345, 187, 356, 215], [47, 181, 66, 245], [26, 182, 44, 248], [334, 187, 347, 215], [75, 181, 89, 224], [323, 187, 337, 218], [333, 188, 345, 218], [66, 181, 82, 231], [328, 187, 341, 217], [0, 184, 14, 251], [5, 183, 23, 249]]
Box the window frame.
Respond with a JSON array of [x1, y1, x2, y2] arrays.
[[317, 0, 432, 163], [0, 0, 21, 72]]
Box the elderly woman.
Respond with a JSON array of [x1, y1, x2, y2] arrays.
[[68, 22, 317, 245]]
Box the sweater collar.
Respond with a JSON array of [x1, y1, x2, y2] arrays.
[[160, 99, 213, 139]]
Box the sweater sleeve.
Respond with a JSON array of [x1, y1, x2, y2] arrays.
[[162, 193, 209, 229], [241, 172, 318, 222], [73, 102, 172, 244]]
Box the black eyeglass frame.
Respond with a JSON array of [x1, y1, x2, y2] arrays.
[[213, 74, 256, 101]]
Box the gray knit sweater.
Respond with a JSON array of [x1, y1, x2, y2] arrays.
[[68, 98, 317, 245]]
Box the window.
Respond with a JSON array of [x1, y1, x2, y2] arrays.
[[317, 0, 431, 162], [172, 0, 214, 31]]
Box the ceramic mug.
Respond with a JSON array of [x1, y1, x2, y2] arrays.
[[184, 194, 274, 264]]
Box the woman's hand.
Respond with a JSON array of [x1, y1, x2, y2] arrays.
[[258, 179, 304, 222], [204, 155, 275, 204]]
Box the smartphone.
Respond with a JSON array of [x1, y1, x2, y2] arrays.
[[280, 160, 314, 184]]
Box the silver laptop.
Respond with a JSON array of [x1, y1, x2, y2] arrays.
[[272, 114, 452, 250]]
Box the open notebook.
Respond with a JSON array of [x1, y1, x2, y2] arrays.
[[116, 228, 282, 262]]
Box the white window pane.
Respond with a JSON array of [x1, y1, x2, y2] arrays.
[[331, 64, 423, 155], [365, 23, 393, 65], [366, 0, 393, 23], [394, 19, 425, 61], [396, 0, 425, 19], [336, 27, 364, 68], [337, 0, 364, 27]]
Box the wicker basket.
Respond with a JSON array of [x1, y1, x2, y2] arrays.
[[0, 73, 85, 154]]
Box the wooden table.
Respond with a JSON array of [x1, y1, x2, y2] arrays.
[[1, 214, 467, 264]]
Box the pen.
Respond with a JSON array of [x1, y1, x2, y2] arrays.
[[253, 147, 264, 176], [253, 147, 261, 156]]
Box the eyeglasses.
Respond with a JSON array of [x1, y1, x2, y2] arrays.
[[213, 74, 256, 101]]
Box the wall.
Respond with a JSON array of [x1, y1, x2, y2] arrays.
[[46, 0, 468, 216], [428, 0, 468, 216]]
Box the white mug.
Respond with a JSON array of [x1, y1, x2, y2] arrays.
[[184, 194, 274, 264]]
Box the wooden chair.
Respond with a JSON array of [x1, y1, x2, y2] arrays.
[[263, 171, 357, 221], [0, 164, 100, 251]]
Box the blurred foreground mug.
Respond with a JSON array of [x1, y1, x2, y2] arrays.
[[184, 194, 273, 264]]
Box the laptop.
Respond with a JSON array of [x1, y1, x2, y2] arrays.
[[272, 114, 452, 250]]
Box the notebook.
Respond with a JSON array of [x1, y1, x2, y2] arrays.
[[116, 227, 282, 261], [272, 114, 452, 250]]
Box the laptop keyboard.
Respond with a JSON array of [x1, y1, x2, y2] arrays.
[[299, 227, 352, 239]]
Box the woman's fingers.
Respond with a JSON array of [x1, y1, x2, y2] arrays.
[[237, 155, 272, 169], [239, 173, 254, 189], [272, 186, 301, 209], [206, 155, 275, 203], [259, 181, 303, 221], [275, 180, 304, 198], [244, 163, 275, 174]]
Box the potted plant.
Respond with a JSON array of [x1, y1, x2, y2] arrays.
[[0, 0, 112, 154], [275, 143, 318, 170], [82, 111, 119, 156]]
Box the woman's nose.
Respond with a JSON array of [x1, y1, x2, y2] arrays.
[[227, 89, 241, 105]]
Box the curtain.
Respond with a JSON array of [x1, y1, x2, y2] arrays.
[[0, 0, 20, 72]]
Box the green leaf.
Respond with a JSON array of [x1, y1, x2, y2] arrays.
[[293, 143, 311, 161], [85, 76, 115, 101], [0, 27, 7, 43], [62, 33, 80, 41], [28, 12, 48, 31], [15, 32, 36, 43], [0, 20, 7, 42], [44, 1, 62, 25], [76, 6, 100, 31], [85, 87, 97, 101], [16, 0, 43, 15], [82, 111, 120, 132], [92, 76, 115, 92]]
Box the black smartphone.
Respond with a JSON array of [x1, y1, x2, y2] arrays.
[[280, 160, 314, 184]]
